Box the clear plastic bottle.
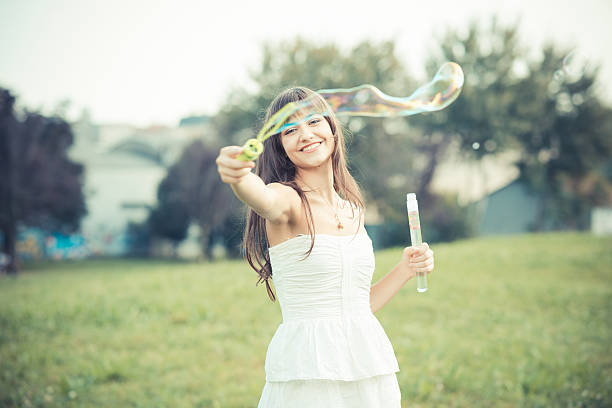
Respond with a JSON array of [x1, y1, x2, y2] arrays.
[[407, 193, 428, 292]]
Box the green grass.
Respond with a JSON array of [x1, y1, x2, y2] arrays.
[[1, 232, 611, 407]]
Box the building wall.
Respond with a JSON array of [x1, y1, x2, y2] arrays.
[[64, 115, 213, 256], [477, 180, 540, 235]]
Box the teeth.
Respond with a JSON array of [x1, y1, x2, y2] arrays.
[[302, 142, 321, 152]]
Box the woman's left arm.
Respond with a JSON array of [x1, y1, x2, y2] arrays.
[[370, 243, 434, 314]]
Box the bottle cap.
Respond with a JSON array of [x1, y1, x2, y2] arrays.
[[406, 193, 416, 201]]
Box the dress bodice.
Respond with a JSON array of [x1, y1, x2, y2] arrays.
[[264, 232, 400, 381]]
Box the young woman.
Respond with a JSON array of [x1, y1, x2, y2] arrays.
[[216, 87, 434, 407]]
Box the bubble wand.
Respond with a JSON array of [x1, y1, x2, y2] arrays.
[[407, 193, 427, 292], [237, 61, 464, 161], [236, 101, 299, 161]]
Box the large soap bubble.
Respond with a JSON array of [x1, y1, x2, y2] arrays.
[[237, 62, 464, 161], [319, 61, 464, 117]]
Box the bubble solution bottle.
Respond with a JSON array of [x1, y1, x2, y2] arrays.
[[407, 193, 428, 292]]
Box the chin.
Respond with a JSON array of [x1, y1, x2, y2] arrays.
[[299, 156, 333, 169]]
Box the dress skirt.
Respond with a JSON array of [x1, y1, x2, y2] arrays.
[[257, 373, 401, 408]]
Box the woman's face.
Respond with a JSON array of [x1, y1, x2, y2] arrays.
[[279, 112, 335, 169]]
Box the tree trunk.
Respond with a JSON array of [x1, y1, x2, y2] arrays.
[[200, 224, 210, 261], [1, 221, 17, 274], [0, 129, 18, 275], [417, 138, 446, 202]]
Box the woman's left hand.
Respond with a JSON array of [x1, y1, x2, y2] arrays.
[[401, 243, 434, 280]]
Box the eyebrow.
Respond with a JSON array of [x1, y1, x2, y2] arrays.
[[283, 113, 316, 129]]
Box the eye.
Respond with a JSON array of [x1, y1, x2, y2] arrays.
[[308, 118, 321, 125], [283, 127, 296, 136]]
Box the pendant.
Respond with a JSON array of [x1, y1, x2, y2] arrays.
[[335, 214, 344, 230]]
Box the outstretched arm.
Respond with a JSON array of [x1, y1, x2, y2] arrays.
[[370, 244, 434, 314], [216, 146, 297, 224]]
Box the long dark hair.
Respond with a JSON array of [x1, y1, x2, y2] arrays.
[[243, 87, 364, 301]]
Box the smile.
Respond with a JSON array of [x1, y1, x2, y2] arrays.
[[301, 142, 322, 152]]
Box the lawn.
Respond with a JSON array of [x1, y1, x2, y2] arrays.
[[1, 232, 611, 407]]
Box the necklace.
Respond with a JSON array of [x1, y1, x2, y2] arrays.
[[325, 195, 344, 230], [298, 179, 345, 230]]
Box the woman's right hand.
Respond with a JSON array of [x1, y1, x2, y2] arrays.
[[216, 146, 256, 185]]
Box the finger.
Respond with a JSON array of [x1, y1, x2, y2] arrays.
[[220, 166, 252, 177], [219, 168, 252, 180], [410, 248, 427, 259], [403, 246, 418, 257], [411, 258, 434, 269], [220, 146, 244, 158], [409, 243, 427, 256], [414, 262, 434, 274], [217, 155, 255, 170], [219, 174, 240, 184], [218, 152, 255, 168], [414, 247, 434, 260]]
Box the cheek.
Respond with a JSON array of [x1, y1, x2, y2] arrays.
[[280, 138, 292, 154]]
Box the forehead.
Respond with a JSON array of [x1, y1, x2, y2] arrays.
[[287, 97, 330, 121], [281, 111, 327, 132], [271, 94, 332, 136]]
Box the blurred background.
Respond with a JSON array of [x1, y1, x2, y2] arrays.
[[1, 1, 611, 407], [1, 0, 612, 264]]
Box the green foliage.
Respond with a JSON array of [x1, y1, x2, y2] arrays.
[[1, 233, 611, 407], [511, 45, 612, 230], [125, 221, 152, 257], [148, 166, 191, 244], [168, 17, 612, 251], [422, 193, 478, 243], [420, 18, 527, 158], [212, 38, 444, 239], [424, 19, 612, 231], [0, 88, 87, 273], [148, 140, 238, 258]]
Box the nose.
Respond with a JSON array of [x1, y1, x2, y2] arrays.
[[298, 122, 317, 142], [300, 130, 314, 142]]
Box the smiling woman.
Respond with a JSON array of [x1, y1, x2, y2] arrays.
[[215, 86, 434, 407], [279, 112, 335, 168]]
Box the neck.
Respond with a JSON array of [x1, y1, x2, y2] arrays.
[[295, 160, 336, 202]]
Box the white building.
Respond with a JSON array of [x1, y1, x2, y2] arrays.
[[69, 111, 213, 255]]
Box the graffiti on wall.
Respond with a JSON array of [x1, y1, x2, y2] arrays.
[[16, 228, 90, 260]]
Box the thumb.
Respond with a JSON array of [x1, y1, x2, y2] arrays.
[[403, 246, 419, 258], [221, 145, 245, 158], [227, 146, 245, 158]]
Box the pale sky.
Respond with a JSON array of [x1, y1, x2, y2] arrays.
[[1, 0, 611, 127]]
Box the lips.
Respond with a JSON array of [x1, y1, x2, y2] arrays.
[[300, 141, 323, 152]]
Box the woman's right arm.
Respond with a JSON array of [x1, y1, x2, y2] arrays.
[[216, 146, 297, 225]]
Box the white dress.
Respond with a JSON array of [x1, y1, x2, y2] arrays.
[[257, 232, 401, 407]]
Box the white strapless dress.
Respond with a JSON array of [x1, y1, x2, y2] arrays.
[[257, 233, 401, 408]]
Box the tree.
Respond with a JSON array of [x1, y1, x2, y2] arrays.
[[148, 140, 236, 259], [511, 46, 612, 229], [211, 37, 481, 243], [0, 88, 87, 273], [423, 19, 612, 230], [148, 165, 191, 251], [415, 18, 528, 193], [213, 39, 423, 218]]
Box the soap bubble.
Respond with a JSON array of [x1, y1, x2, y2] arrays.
[[259, 62, 464, 141], [238, 63, 465, 161], [319, 62, 464, 117], [562, 51, 590, 81]]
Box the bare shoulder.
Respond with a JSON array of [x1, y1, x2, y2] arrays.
[[266, 182, 301, 224], [267, 182, 300, 202]]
